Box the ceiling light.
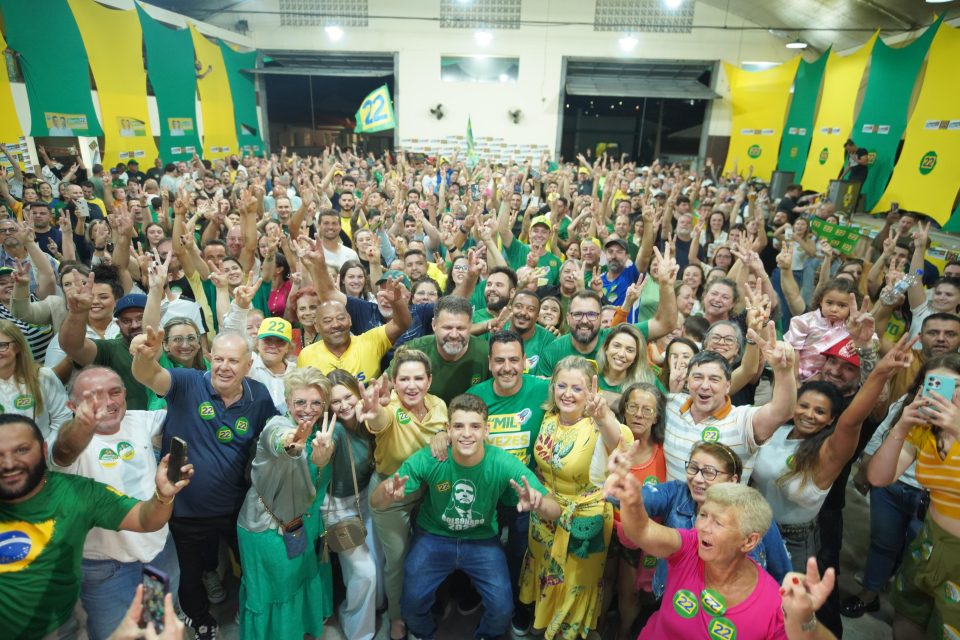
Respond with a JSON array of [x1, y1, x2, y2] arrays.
[[786, 39, 808, 49], [664, 0, 683, 8], [926, 0, 952, 3], [474, 30, 493, 46], [619, 34, 638, 51], [499, 73, 509, 82], [325, 25, 344, 41]]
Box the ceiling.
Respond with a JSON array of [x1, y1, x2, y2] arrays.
[[141, 0, 950, 53]]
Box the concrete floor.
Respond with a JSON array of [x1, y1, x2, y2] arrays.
[[202, 471, 893, 640]]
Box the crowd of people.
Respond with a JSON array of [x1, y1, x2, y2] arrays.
[[0, 142, 957, 640]]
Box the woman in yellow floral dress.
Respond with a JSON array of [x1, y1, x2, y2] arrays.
[[520, 355, 634, 639]]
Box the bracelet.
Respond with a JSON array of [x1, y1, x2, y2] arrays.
[[800, 614, 818, 632], [153, 487, 174, 505]]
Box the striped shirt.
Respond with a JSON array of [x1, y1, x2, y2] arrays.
[[664, 393, 761, 483], [0, 301, 54, 362], [908, 426, 960, 519]]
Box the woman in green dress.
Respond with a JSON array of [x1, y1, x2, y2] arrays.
[[236, 367, 335, 639]]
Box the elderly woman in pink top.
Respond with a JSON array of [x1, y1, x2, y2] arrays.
[[604, 445, 788, 640], [784, 278, 865, 382]]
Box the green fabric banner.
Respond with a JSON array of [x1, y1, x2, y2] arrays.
[[853, 17, 940, 211], [776, 50, 828, 178], [809, 217, 863, 256], [136, 2, 202, 163], [219, 44, 264, 156], [0, 0, 102, 137]]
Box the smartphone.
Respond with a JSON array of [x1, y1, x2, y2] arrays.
[[891, 202, 899, 214], [922, 373, 956, 403], [470, 184, 480, 201], [140, 565, 170, 631], [76, 198, 89, 218], [167, 437, 187, 484]]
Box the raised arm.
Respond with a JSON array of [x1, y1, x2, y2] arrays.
[[300, 237, 346, 305], [750, 325, 798, 444], [59, 273, 99, 367], [130, 326, 172, 397], [382, 277, 412, 344], [645, 245, 679, 340], [906, 221, 930, 311]]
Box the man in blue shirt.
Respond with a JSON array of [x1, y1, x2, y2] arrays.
[[131, 328, 278, 640], [600, 237, 642, 307]]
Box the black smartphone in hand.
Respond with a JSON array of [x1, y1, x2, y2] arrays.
[[167, 437, 187, 484]]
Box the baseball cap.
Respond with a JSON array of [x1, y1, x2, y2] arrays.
[[113, 293, 148, 317], [821, 338, 860, 368], [604, 238, 629, 251], [376, 269, 412, 289], [258, 317, 292, 343], [583, 237, 602, 250], [0, 266, 14, 277], [127, 159, 139, 166], [531, 215, 552, 229], [577, 167, 591, 175]]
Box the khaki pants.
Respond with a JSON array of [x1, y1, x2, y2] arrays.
[[369, 471, 421, 622]]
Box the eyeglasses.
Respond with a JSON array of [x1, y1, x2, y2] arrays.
[[684, 461, 730, 481], [0, 341, 14, 353], [168, 335, 199, 345], [625, 403, 656, 418], [569, 311, 600, 321], [707, 334, 738, 346], [453, 264, 469, 272], [0, 227, 17, 234], [292, 399, 325, 410]]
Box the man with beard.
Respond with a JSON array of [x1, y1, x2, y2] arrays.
[[886, 312, 960, 404], [59, 287, 151, 409], [0, 215, 58, 297], [501, 290, 555, 372], [498, 186, 562, 288], [600, 237, 643, 306], [297, 275, 411, 381], [131, 330, 277, 640], [316, 208, 359, 270], [0, 414, 192, 640], [472, 266, 517, 325], [400, 295, 491, 403], [534, 250, 679, 377]]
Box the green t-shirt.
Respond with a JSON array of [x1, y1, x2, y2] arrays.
[[598, 373, 667, 396], [399, 334, 491, 404], [533, 323, 649, 377], [201, 280, 271, 332], [473, 307, 494, 325], [498, 323, 556, 373], [330, 423, 374, 498], [0, 472, 138, 638], [503, 239, 561, 286], [94, 337, 148, 410], [398, 444, 547, 539], [467, 375, 550, 465]]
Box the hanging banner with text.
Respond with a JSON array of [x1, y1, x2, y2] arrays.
[[809, 217, 863, 256], [189, 23, 239, 160], [0, 31, 24, 144], [354, 85, 397, 134], [875, 22, 960, 226], [852, 18, 939, 211], [0, 0, 102, 137], [69, 0, 159, 168], [219, 43, 264, 156], [721, 57, 800, 182], [136, 3, 202, 163], [777, 50, 828, 177], [799, 34, 877, 192]]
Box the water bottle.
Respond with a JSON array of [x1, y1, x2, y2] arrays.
[[881, 269, 923, 306]]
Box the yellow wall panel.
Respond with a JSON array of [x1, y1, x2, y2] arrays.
[[189, 23, 238, 160]]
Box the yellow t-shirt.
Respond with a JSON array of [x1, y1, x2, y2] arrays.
[[427, 262, 448, 289], [370, 392, 448, 475], [297, 325, 391, 381], [908, 425, 960, 519], [340, 215, 353, 241]]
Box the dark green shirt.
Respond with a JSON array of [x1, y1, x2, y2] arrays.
[[398, 334, 491, 404], [533, 323, 649, 378], [94, 337, 148, 409]]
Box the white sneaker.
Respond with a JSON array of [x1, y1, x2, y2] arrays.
[[201, 571, 227, 604]]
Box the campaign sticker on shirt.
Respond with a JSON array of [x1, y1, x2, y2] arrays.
[[117, 442, 135, 461], [14, 394, 35, 410], [701, 426, 721, 443], [786, 454, 796, 470], [701, 589, 727, 616], [945, 581, 960, 603], [396, 409, 412, 426], [198, 402, 215, 421], [235, 417, 249, 434], [471, 375, 481, 385], [216, 427, 234, 443], [99, 447, 119, 468], [642, 554, 658, 568], [707, 616, 737, 640], [943, 624, 960, 640], [643, 476, 659, 486], [672, 589, 699, 618]]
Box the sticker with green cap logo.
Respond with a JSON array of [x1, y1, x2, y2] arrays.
[[707, 616, 737, 640], [117, 442, 135, 461], [643, 476, 659, 486], [786, 454, 796, 470], [235, 417, 249, 434], [701, 426, 721, 443], [747, 144, 761, 158], [198, 402, 215, 420], [701, 589, 727, 616], [14, 394, 35, 410], [99, 448, 119, 468], [672, 589, 699, 619], [396, 409, 411, 425], [216, 427, 234, 443], [818, 148, 829, 165]]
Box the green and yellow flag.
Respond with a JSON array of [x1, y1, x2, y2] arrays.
[[354, 85, 396, 133], [467, 116, 477, 164]]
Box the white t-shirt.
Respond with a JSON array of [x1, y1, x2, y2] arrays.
[[323, 243, 360, 271], [750, 425, 830, 525], [0, 367, 72, 438], [45, 320, 122, 369], [248, 353, 294, 413], [48, 410, 168, 563]]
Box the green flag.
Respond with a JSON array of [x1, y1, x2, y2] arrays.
[[809, 217, 862, 256], [354, 85, 396, 133], [467, 116, 477, 164], [777, 50, 828, 178]]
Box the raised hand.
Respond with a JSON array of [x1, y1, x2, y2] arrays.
[[129, 326, 165, 360], [845, 293, 875, 347], [310, 412, 337, 466], [147, 249, 172, 291], [669, 360, 689, 393], [206, 262, 229, 289], [110, 584, 184, 640], [584, 375, 609, 421], [652, 244, 678, 285], [748, 321, 794, 371], [66, 272, 95, 314], [602, 442, 645, 511], [12, 258, 30, 287], [744, 287, 771, 334], [882, 230, 900, 256], [875, 333, 919, 377], [490, 304, 512, 332], [233, 272, 263, 309], [357, 375, 387, 422], [155, 451, 194, 501], [780, 557, 836, 630], [921, 386, 960, 439], [510, 476, 544, 513], [383, 473, 409, 502], [72, 387, 109, 429], [589, 265, 603, 293]]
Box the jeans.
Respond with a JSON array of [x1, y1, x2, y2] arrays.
[[169, 514, 240, 628], [402, 530, 513, 640], [81, 535, 181, 640], [862, 481, 924, 592], [778, 520, 819, 575], [496, 505, 530, 605]]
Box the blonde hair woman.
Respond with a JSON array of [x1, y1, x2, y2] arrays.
[[595, 324, 663, 408], [519, 355, 633, 639], [236, 367, 335, 640], [0, 319, 71, 437]]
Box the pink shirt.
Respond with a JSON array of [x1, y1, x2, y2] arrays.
[[784, 309, 850, 381], [638, 529, 786, 640]]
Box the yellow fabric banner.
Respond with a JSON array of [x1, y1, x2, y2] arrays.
[[0, 31, 24, 144], [874, 23, 960, 225], [799, 33, 877, 191], [189, 23, 238, 160], [68, 0, 158, 168], [721, 57, 800, 181]]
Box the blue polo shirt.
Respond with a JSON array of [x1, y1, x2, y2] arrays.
[[160, 368, 278, 517], [601, 262, 640, 307]]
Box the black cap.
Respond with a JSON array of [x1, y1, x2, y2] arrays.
[[604, 238, 629, 251]]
